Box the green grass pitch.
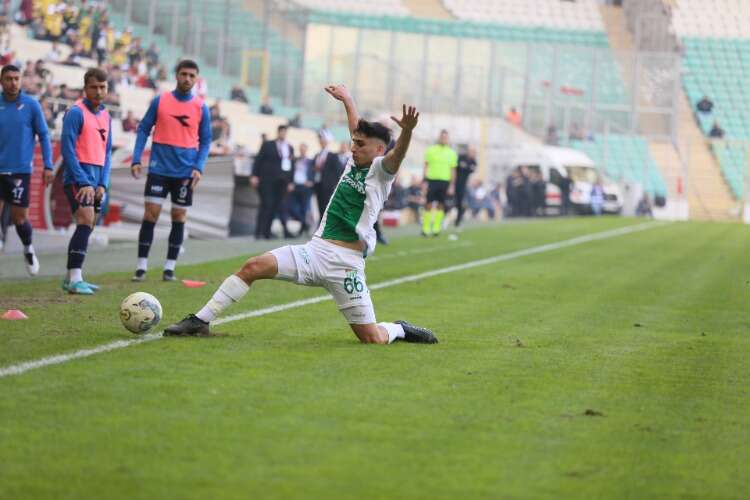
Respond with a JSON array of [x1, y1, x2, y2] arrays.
[[0, 217, 748, 499]]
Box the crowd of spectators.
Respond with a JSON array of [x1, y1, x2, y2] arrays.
[[6, 0, 176, 129]]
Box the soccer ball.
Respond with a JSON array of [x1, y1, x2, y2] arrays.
[[120, 292, 162, 334]]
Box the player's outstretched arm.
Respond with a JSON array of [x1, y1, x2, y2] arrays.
[[325, 84, 359, 135], [382, 105, 419, 175]]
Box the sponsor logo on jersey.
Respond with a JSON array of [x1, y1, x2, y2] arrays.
[[150, 185, 164, 193], [341, 174, 366, 194], [171, 114, 191, 127]]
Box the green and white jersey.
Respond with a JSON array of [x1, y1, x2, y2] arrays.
[[315, 156, 395, 257]]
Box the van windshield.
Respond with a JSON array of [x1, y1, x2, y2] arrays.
[[566, 166, 598, 183]]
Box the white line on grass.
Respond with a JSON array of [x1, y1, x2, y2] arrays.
[[0, 221, 664, 378]]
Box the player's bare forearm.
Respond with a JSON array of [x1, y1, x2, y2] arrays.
[[343, 98, 360, 134], [383, 128, 412, 174], [325, 85, 360, 134]]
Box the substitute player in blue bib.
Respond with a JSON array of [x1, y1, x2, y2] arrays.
[[61, 68, 112, 295], [130, 59, 211, 282], [0, 64, 53, 275]]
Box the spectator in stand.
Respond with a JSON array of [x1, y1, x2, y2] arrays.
[[17, 0, 33, 25], [545, 124, 559, 146], [121, 110, 139, 133], [288, 113, 302, 128], [34, 59, 50, 81], [569, 122, 585, 141], [145, 43, 159, 66], [259, 96, 274, 115], [230, 85, 248, 103], [696, 95, 714, 114], [58, 83, 80, 100], [61, 45, 83, 66], [506, 106, 522, 127], [709, 121, 725, 139], [35, 95, 55, 130], [0, 48, 14, 66], [44, 41, 62, 62]]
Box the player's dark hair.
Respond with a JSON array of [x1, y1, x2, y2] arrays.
[[175, 59, 200, 73], [1, 65, 20, 77], [277, 124, 288, 132], [83, 68, 108, 85], [354, 119, 391, 145]]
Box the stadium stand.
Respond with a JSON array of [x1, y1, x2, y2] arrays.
[[291, 0, 409, 16], [443, 0, 604, 30], [670, 0, 750, 202], [568, 135, 667, 195]]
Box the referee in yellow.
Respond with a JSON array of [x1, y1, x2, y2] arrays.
[[422, 129, 457, 236]]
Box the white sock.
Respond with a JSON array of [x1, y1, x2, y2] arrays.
[[69, 268, 83, 283], [196, 275, 250, 323], [24, 244, 34, 255], [137, 257, 148, 271], [379, 322, 405, 344], [164, 259, 176, 271]]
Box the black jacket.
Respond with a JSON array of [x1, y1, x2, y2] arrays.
[[313, 149, 345, 192], [252, 139, 295, 183]]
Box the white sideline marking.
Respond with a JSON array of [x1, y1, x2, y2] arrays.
[[0, 221, 663, 378]]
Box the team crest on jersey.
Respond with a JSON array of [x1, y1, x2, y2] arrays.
[[16, 103, 24, 110]]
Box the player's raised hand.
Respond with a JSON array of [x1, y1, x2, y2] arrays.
[[324, 84, 352, 102], [391, 105, 419, 132]]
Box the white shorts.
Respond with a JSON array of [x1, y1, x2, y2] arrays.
[[270, 238, 376, 324]]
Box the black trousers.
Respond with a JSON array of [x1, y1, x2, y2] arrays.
[[256, 178, 287, 239], [454, 171, 470, 226]]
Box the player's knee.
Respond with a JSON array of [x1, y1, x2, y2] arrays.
[[237, 257, 264, 282], [143, 203, 161, 222], [171, 208, 187, 222], [10, 210, 26, 225], [76, 209, 95, 227]]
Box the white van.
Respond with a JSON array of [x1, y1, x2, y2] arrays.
[[492, 145, 623, 215]]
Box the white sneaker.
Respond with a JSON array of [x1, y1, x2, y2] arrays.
[[25, 253, 39, 276]]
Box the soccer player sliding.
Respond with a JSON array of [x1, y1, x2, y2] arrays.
[[165, 85, 437, 345]]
